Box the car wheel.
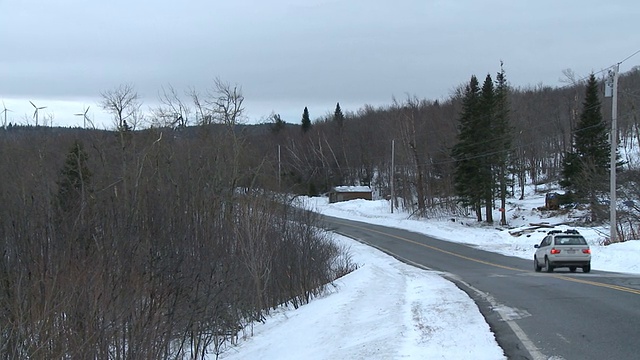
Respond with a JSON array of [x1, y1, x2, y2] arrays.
[[545, 257, 554, 273], [583, 264, 591, 273], [534, 257, 542, 272], [569, 266, 577, 273]]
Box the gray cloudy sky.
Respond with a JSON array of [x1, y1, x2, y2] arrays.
[[1, 0, 639, 127]]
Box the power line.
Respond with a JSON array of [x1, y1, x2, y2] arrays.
[[619, 48, 640, 65]]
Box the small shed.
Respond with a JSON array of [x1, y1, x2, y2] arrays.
[[328, 186, 372, 203]]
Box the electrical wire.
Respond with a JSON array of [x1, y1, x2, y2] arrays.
[[619, 48, 640, 65]]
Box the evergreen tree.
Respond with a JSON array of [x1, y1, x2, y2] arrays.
[[494, 63, 512, 225], [561, 74, 611, 201], [452, 75, 484, 221], [453, 70, 511, 223], [479, 74, 495, 223], [56, 140, 92, 215], [301, 107, 311, 133], [575, 75, 610, 170], [333, 102, 344, 127], [560, 152, 581, 190]]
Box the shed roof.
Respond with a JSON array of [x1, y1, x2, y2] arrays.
[[332, 186, 371, 193]]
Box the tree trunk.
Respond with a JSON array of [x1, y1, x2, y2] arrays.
[[500, 164, 507, 226]]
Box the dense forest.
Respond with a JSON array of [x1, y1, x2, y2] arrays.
[[1, 67, 639, 358]]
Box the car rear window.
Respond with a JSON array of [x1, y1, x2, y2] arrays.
[[554, 236, 587, 245]]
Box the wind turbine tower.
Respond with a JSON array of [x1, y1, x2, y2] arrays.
[[30, 101, 46, 126], [1, 101, 12, 128], [75, 106, 91, 128]]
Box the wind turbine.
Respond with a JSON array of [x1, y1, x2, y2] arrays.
[[1, 101, 12, 128], [75, 106, 91, 128], [30, 100, 46, 126]]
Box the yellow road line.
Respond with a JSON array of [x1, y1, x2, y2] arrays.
[[333, 219, 640, 296], [552, 275, 640, 295]]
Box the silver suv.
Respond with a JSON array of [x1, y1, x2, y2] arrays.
[[534, 229, 591, 273]]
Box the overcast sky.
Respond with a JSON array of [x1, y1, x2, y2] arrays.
[[1, 0, 639, 127]]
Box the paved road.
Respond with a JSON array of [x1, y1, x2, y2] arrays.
[[322, 215, 640, 360]]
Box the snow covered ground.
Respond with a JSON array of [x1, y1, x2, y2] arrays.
[[217, 188, 640, 359]]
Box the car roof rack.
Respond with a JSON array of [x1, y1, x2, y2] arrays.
[[547, 229, 581, 235]]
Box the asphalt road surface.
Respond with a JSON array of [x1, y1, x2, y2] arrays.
[[322, 215, 640, 360]]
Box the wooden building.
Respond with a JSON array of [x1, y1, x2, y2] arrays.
[[328, 186, 372, 203]]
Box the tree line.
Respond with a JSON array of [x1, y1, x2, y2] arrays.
[[0, 83, 356, 359], [120, 66, 640, 235], [260, 66, 640, 236]]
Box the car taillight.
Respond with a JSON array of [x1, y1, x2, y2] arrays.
[[550, 248, 561, 254], [582, 249, 591, 254]]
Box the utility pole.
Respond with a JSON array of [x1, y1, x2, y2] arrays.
[[605, 64, 619, 242], [390, 139, 395, 213]]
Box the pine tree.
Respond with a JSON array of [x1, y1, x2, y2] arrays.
[[561, 73, 611, 204], [494, 63, 512, 225], [576, 75, 609, 167], [301, 107, 311, 133], [56, 140, 92, 215], [333, 102, 344, 127], [452, 75, 484, 221], [560, 152, 581, 190], [479, 74, 495, 223]]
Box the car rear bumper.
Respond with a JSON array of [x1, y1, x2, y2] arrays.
[[548, 260, 590, 266]]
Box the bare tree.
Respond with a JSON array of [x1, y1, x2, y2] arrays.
[[187, 87, 211, 125], [209, 77, 245, 126], [392, 96, 432, 215], [100, 84, 142, 131], [151, 84, 192, 128], [187, 78, 245, 127], [99, 84, 144, 213]]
